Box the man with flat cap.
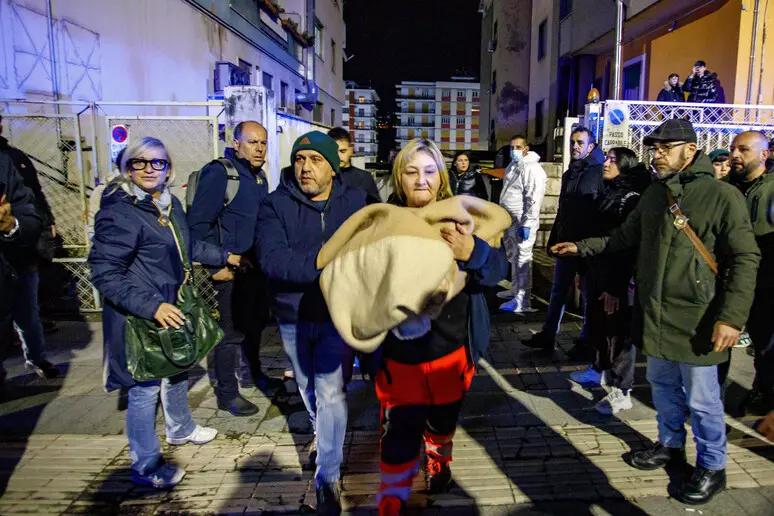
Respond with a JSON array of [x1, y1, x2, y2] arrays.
[[551, 119, 760, 505]]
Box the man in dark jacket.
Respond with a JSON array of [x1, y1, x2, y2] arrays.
[[255, 131, 367, 515], [726, 131, 774, 414], [0, 153, 43, 391], [187, 121, 273, 416], [553, 119, 760, 505], [657, 74, 684, 103], [0, 115, 59, 378], [684, 61, 719, 104], [524, 126, 603, 354], [327, 127, 380, 203]]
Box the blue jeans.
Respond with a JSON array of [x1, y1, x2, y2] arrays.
[[647, 356, 727, 470], [278, 320, 353, 486], [12, 269, 47, 365], [126, 373, 196, 475], [543, 258, 586, 336]]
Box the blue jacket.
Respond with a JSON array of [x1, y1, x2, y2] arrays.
[[465, 239, 509, 363], [187, 148, 269, 257], [255, 168, 367, 323], [89, 187, 228, 391]]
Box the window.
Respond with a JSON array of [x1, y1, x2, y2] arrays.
[[535, 100, 545, 138], [457, 90, 465, 98], [560, 0, 573, 19], [442, 89, 451, 97], [457, 117, 465, 125], [473, 90, 479, 98], [314, 102, 323, 123], [280, 81, 288, 108], [442, 117, 450, 124], [408, 116, 415, 125], [402, 102, 408, 112], [330, 108, 336, 126], [358, 121, 365, 129], [538, 19, 547, 61], [492, 70, 497, 94], [331, 40, 336, 72], [314, 21, 324, 58], [358, 96, 365, 103], [358, 109, 365, 117], [262, 72, 273, 91], [238, 59, 253, 84]]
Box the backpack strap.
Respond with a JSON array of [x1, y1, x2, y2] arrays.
[[217, 159, 241, 207], [666, 190, 718, 276]]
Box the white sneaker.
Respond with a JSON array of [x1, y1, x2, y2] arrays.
[[499, 299, 539, 314], [131, 463, 186, 488], [166, 425, 218, 446], [496, 290, 515, 300], [595, 388, 633, 415]]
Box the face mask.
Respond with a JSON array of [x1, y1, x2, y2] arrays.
[[511, 149, 523, 162]]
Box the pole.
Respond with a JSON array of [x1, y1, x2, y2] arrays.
[[46, 0, 60, 103], [613, 0, 625, 100], [748, 0, 761, 104], [758, 0, 770, 104]]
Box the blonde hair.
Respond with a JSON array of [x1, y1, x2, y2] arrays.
[[108, 137, 175, 196], [391, 139, 453, 205]]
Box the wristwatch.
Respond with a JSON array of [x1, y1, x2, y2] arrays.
[[2, 218, 19, 238]]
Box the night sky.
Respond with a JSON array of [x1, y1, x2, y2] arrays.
[[342, 0, 482, 159]]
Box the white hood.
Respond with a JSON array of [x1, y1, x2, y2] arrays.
[[523, 151, 541, 164]]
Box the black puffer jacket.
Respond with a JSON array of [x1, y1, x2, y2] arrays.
[[656, 81, 684, 103], [450, 166, 488, 200], [547, 145, 605, 248], [587, 165, 653, 297], [684, 71, 718, 103]]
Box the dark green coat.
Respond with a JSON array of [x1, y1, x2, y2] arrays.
[[577, 153, 760, 365], [726, 172, 774, 292]]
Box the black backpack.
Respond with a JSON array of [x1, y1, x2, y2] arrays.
[[185, 159, 240, 212]]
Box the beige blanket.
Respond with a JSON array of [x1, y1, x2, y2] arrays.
[[317, 196, 512, 352]]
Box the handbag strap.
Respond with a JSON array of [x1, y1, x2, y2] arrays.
[[158, 327, 199, 369], [154, 202, 193, 285], [666, 190, 719, 276]]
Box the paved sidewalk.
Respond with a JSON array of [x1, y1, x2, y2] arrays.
[[0, 318, 772, 515]]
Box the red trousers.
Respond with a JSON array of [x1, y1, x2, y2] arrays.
[[375, 346, 474, 503]]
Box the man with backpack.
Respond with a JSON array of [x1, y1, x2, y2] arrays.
[[187, 120, 276, 416]]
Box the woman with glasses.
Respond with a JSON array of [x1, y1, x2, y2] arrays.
[[376, 139, 507, 515], [569, 147, 652, 415], [89, 137, 242, 489]]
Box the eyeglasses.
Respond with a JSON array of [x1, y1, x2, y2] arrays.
[[647, 142, 689, 156], [128, 158, 170, 172]]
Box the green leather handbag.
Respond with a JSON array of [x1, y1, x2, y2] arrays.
[[124, 207, 224, 382]]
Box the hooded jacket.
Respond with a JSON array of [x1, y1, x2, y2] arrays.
[[684, 71, 719, 103], [88, 187, 229, 391], [547, 145, 605, 249], [657, 80, 684, 103], [0, 154, 42, 319], [499, 151, 547, 229], [577, 152, 760, 366], [254, 168, 367, 323]]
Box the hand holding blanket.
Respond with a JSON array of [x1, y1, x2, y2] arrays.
[[317, 196, 511, 352]]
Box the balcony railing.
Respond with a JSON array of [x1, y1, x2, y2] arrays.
[[396, 110, 436, 114], [396, 122, 435, 128], [395, 93, 436, 100]]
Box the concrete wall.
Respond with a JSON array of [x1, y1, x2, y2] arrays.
[[313, 0, 345, 124], [528, 0, 558, 157]]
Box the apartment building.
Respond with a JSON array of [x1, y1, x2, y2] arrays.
[[343, 83, 380, 163], [394, 78, 484, 152]]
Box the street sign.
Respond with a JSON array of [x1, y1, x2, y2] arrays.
[[602, 101, 630, 150], [110, 124, 129, 165]]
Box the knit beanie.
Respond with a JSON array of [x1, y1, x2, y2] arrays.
[[291, 131, 341, 174]]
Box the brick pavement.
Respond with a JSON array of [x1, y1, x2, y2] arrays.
[[0, 318, 772, 515]]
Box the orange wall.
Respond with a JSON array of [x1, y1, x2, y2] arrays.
[[735, 1, 774, 104], [648, 0, 742, 102]]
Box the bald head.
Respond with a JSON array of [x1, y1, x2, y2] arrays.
[[233, 121, 268, 169], [730, 131, 770, 182]]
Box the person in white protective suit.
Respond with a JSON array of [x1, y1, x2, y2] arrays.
[[498, 136, 547, 313]]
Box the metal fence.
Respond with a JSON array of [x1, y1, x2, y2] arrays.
[[603, 101, 774, 163]]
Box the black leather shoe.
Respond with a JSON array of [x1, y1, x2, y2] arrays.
[[630, 442, 686, 471], [428, 461, 452, 494], [316, 480, 342, 516], [522, 331, 555, 350], [678, 466, 726, 505], [217, 395, 259, 417]]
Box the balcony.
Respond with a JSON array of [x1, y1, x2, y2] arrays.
[[396, 109, 436, 115], [396, 122, 435, 128], [353, 100, 375, 104]]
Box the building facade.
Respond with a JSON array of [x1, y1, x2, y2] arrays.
[[343, 84, 379, 163], [394, 79, 484, 152], [0, 0, 346, 126]]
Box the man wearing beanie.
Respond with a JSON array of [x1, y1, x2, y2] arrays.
[[551, 119, 759, 505], [255, 131, 367, 515]]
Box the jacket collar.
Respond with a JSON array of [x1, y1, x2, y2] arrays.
[[0, 136, 8, 151], [224, 147, 265, 181], [569, 145, 605, 173], [663, 151, 714, 198]]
